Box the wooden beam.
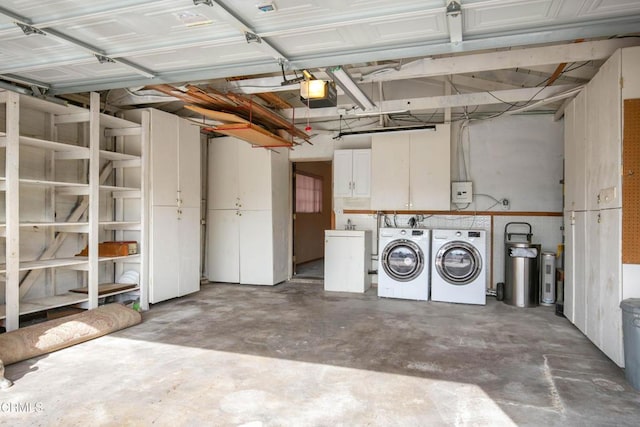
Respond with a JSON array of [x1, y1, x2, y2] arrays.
[[254, 92, 292, 109], [284, 84, 579, 119], [184, 105, 249, 124], [362, 38, 640, 83], [209, 123, 293, 147]]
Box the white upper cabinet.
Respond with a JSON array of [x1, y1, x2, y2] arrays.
[[333, 149, 371, 198], [409, 126, 451, 210], [210, 138, 273, 210], [371, 126, 450, 210], [586, 50, 622, 211], [564, 90, 588, 212]]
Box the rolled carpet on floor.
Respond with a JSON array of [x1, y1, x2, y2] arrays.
[[0, 303, 142, 389]]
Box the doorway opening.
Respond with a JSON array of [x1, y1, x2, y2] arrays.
[[292, 161, 332, 279]]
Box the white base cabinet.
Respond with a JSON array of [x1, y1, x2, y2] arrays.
[[324, 230, 372, 293], [150, 206, 201, 303]]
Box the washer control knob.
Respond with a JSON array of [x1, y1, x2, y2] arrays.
[[401, 230, 406, 235], [456, 231, 462, 237]]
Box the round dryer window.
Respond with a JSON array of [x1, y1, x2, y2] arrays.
[[435, 241, 482, 285], [381, 239, 424, 282]]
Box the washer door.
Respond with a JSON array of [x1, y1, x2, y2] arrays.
[[381, 239, 424, 282], [435, 241, 482, 285]]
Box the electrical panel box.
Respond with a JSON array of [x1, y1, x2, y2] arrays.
[[451, 181, 473, 204]]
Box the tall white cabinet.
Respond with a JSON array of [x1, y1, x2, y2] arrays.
[[563, 47, 640, 367], [126, 109, 201, 304], [207, 136, 288, 286], [371, 126, 450, 210]]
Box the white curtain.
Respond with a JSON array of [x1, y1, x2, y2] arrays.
[[295, 173, 322, 213]]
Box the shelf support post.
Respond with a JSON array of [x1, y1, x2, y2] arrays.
[[5, 91, 20, 331], [88, 92, 100, 308], [140, 111, 150, 311]]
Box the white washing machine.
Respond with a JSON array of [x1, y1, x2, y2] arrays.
[[378, 228, 430, 301], [431, 229, 487, 305]]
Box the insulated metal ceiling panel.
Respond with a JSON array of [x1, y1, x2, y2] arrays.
[[0, 0, 637, 95]]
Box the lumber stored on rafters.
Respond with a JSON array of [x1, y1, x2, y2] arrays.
[[148, 84, 309, 142], [208, 123, 294, 148]]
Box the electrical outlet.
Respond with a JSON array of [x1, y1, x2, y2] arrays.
[[502, 199, 510, 210]]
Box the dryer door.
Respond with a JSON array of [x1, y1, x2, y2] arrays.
[[435, 241, 482, 285], [381, 239, 424, 282]]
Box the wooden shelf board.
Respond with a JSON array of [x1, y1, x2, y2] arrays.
[[70, 283, 138, 295], [185, 105, 250, 124], [212, 123, 293, 147], [20, 135, 89, 154], [100, 113, 139, 130], [0, 257, 90, 273], [20, 178, 88, 187], [0, 222, 89, 237], [100, 221, 141, 230], [0, 293, 89, 320], [100, 185, 140, 192], [71, 254, 141, 263], [99, 254, 141, 263], [19, 95, 86, 115], [0, 132, 89, 153]]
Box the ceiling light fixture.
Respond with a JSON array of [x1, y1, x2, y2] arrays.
[[325, 66, 375, 111], [300, 80, 337, 108], [16, 22, 45, 36], [446, 0, 463, 44]]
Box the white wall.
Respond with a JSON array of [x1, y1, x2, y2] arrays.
[[451, 115, 564, 212]]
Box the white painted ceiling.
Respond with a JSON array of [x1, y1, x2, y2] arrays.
[[0, 0, 639, 130]]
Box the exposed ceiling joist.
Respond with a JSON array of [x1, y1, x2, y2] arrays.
[[282, 84, 579, 120], [443, 75, 519, 92], [362, 38, 640, 83]]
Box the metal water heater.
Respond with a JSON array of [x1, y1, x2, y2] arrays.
[[540, 252, 556, 305]]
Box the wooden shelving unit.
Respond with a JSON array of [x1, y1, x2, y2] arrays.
[[0, 90, 149, 330]]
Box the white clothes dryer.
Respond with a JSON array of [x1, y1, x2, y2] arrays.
[[431, 229, 487, 305], [378, 228, 430, 301]]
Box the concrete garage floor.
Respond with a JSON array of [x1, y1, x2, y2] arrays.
[[2, 282, 640, 426]]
